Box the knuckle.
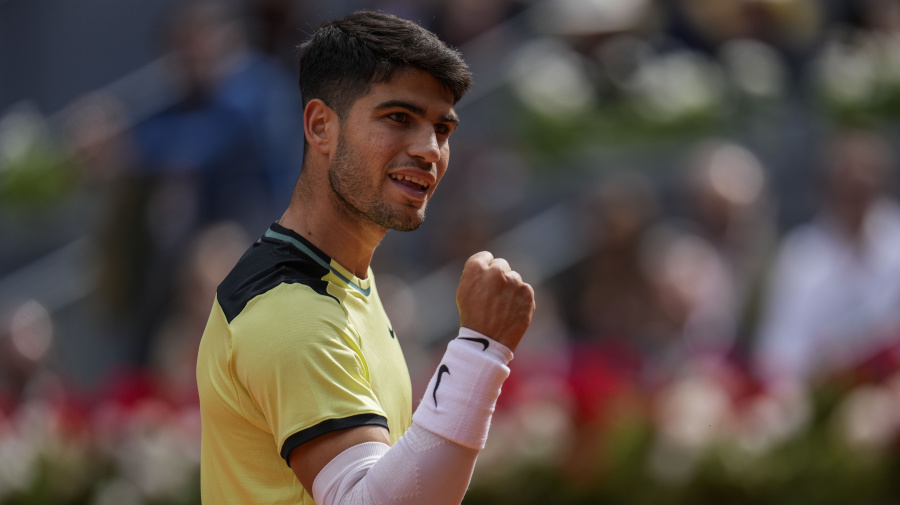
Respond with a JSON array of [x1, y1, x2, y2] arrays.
[[466, 251, 489, 267], [522, 284, 535, 301], [476, 250, 494, 262]]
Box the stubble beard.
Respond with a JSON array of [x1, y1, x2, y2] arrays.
[[328, 136, 426, 232]]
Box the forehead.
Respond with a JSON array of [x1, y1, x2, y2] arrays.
[[355, 70, 456, 115]]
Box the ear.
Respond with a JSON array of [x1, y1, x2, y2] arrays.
[[304, 99, 337, 155]]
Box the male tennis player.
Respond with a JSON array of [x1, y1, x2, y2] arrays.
[[197, 10, 535, 504]]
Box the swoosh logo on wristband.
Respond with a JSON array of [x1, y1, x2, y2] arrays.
[[433, 364, 450, 407], [459, 337, 489, 351]]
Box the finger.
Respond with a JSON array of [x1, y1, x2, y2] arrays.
[[467, 251, 494, 268], [490, 257, 511, 273], [504, 270, 523, 284]]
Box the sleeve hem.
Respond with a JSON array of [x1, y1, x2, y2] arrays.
[[281, 413, 389, 467]]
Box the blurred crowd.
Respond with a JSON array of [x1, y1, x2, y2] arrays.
[[3, 0, 900, 502]]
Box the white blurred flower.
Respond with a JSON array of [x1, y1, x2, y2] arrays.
[[655, 374, 731, 451], [719, 39, 788, 100], [112, 400, 198, 500], [476, 414, 516, 482], [13, 400, 58, 443], [627, 51, 725, 123], [834, 384, 898, 451], [649, 369, 741, 483], [177, 406, 203, 465], [0, 400, 70, 498], [815, 38, 878, 107], [118, 428, 195, 498], [0, 434, 38, 497], [509, 39, 597, 118], [476, 387, 574, 483], [512, 398, 573, 463], [733, 386, 810, 455]]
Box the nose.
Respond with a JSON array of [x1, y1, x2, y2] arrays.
[[408, 126, 440, 165]]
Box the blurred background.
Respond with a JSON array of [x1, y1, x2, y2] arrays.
[[3, 0, 900, 503]]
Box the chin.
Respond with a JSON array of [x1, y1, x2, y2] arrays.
[[367, 201, 428, 232], [388, 211, 427, 232], [390, 218, 424, 232]]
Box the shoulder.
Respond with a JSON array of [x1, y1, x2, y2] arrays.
[[237, 282, 349, 338], [221, 238, 358, 354], [217, 235, 339, 324], [229, 282, 358, 377]]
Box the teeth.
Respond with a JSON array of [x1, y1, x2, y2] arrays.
[[390, 174, 429, 188]]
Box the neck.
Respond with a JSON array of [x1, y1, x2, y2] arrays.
[[279, 174, 386, 279]]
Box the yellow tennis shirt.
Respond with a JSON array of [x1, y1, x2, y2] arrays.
[[197, 223, 412, 504]]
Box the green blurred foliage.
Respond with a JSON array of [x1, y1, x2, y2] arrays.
[[0, 142, 73, 209]]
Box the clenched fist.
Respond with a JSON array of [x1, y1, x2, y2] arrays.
[[456, 251, 536, 352]]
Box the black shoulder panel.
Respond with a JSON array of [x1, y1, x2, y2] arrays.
[[217, 233, 337, 323]]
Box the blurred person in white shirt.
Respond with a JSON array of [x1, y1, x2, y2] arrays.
[[755, 129, 900, 388]]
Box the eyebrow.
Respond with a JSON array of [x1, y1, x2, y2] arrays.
[[373, 99, 459, 125]]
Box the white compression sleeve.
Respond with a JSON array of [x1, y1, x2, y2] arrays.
[[311, 329, 512, 505], [312, 426, 476, 505]]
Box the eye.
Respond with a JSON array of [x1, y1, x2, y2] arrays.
[[435, 123, 453, 136], [387, 112, 409, 124]]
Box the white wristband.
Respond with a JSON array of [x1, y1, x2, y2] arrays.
[[411, 328, 513, 449]]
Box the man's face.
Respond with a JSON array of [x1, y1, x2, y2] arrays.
[[328, 70, 458, 232]]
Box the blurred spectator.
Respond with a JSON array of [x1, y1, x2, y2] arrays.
[[62, 1, 303, 365], [593, 142, 777, 383], [416, 143, 530, 273], [64, 93, 144, 317], [366, 0, 437, 33], [0, 300, 61, 413], [558, 172, 659, 347], [844, 0, 900, 35], [149, 221, 250, 405], [755, 129, 900, 386], [210, 3, 304, 208], [682, 140, 777, 351], [640, 221, 736, 375], [433, 0, 519, 47], [125, 3, 266, 365], [667, 0, 823, 76], [247, 0, 307, 67], [137, 0, 288, 231]]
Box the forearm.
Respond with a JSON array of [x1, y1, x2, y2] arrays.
[[313, 424, 476, 505], [312, 330, 512, 505]]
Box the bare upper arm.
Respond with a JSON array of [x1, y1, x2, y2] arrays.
[[290, 425, 391, 495]]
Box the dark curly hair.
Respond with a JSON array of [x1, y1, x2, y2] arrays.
[[296, 10, 472, 118]]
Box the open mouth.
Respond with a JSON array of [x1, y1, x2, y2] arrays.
[[389, 173, 430, 192]]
